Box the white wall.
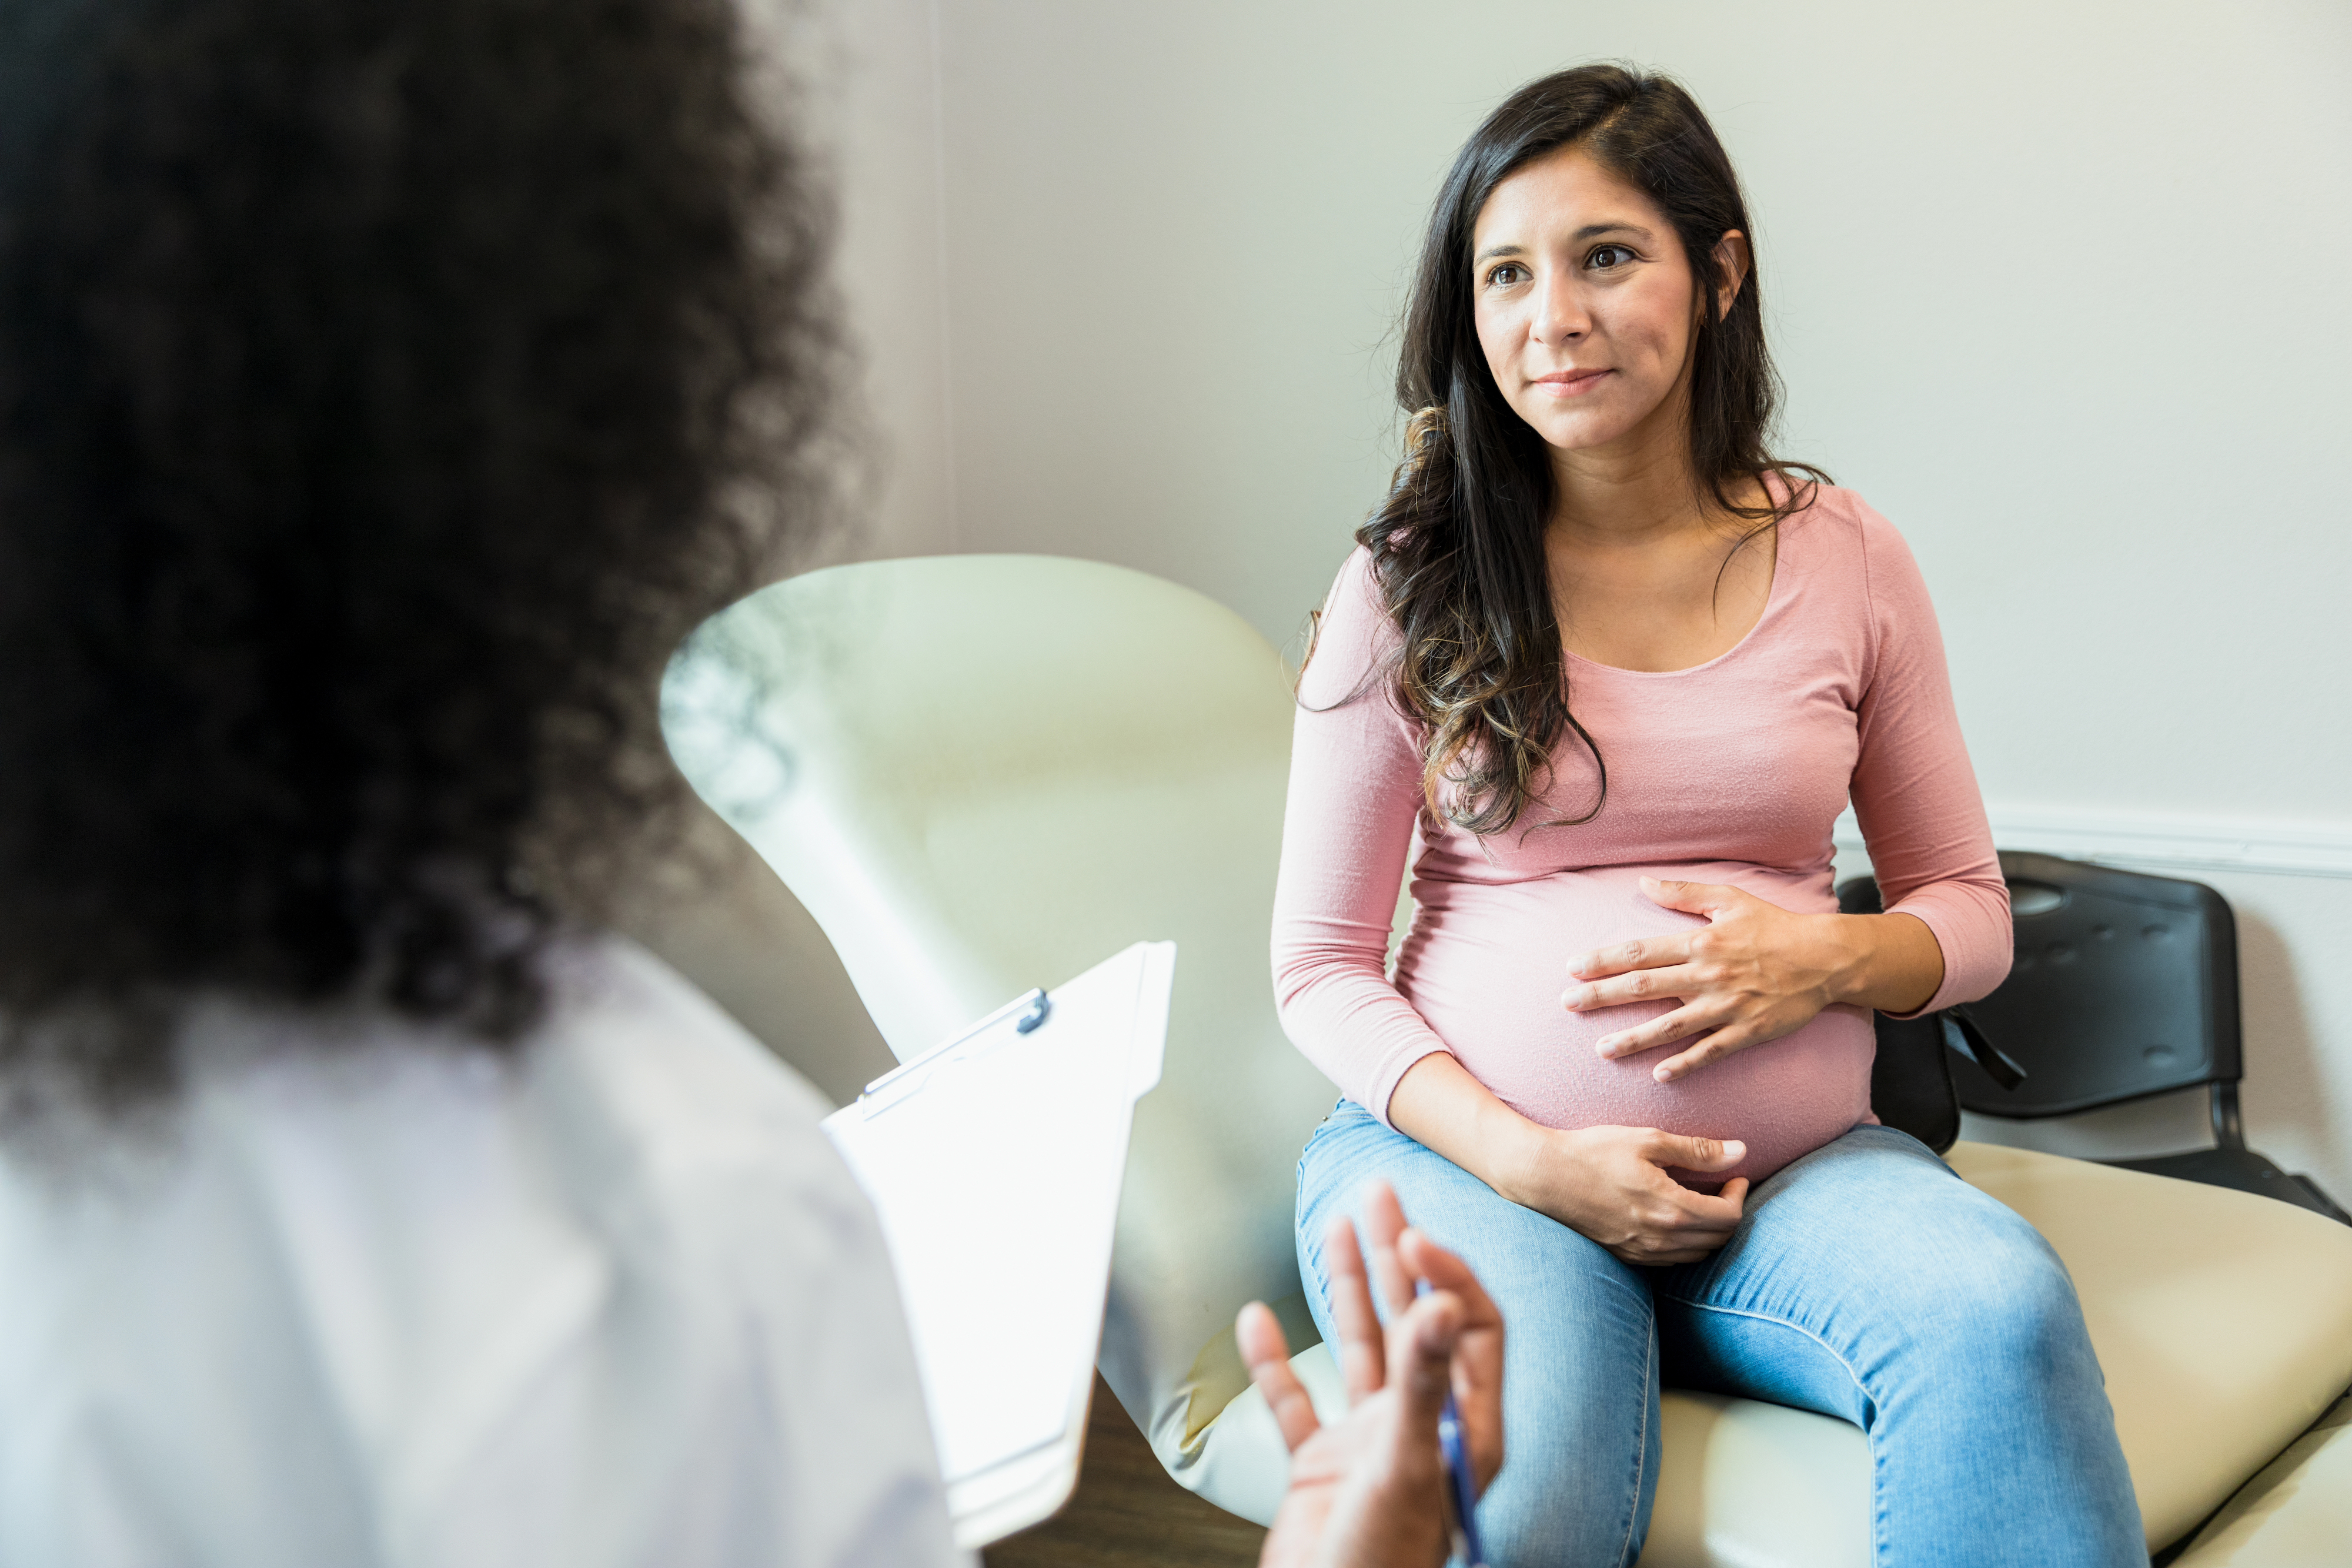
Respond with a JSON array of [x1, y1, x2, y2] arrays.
[[798, 0, 2352, 1196]]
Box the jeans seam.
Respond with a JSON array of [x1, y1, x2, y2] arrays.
[[1659, 1294, 1890, 1567], [1614, 1319, 1654, 1568], [1655, 1295, 1875, 1411]]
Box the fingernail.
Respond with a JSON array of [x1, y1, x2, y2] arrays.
[[1653, 1064, 1675, 1082], [1727, 1141, 1746, 1156], [1595, 1035, 1617, 1057], [1563, 987, 1588, 1009]]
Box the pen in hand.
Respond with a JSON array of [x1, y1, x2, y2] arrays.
[[1418, 1278, 1489, 1568]]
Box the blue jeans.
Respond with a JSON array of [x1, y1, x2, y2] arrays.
[[1296, 1104, 2144, 1567]]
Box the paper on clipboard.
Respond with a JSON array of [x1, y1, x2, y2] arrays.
[[822, 940, 1174, 1546]]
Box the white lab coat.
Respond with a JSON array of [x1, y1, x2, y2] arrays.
[[0, 936, 966, 1568]]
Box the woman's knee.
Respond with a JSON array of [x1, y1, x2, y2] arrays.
[[1850, 1190, 2100, 1395], [1944, 1219, 2095, 1370], [1713, 1139, 2103, 1385]]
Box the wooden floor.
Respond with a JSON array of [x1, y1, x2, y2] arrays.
[[981, 1377, 1267, 1568]]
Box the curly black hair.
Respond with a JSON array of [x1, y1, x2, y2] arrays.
[[0, 0, 842, 1115]]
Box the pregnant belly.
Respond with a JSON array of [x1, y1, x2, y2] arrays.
[[1396, 865, 1873, 1185]]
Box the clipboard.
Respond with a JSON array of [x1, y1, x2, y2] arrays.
[[822, 941, 1174, 1548]]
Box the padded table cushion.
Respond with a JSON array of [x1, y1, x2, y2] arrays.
[[2171, 1393, 2352, 1566], [1945, 1144, 2352, 1550]]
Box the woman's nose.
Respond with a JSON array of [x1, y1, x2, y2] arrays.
[[1533, 269, 1589, 345]]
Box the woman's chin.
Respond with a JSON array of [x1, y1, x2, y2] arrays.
[[1508, 389, 1689, 468]]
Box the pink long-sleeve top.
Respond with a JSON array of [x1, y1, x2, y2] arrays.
[[1271, 486, 2010, 1185]]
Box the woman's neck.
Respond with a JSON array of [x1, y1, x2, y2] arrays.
[[1541, 380, 1729, 548], [1546, 444, 1712, 547], [1538, 403, 1776, 673]]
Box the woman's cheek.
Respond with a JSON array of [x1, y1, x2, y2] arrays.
[[1475, 311, 1517, 393]]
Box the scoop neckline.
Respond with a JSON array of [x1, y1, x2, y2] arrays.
[[1559, 493, 1798, 680]]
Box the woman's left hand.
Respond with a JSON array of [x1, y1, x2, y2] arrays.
[[1562, 876, 1942, 1084]]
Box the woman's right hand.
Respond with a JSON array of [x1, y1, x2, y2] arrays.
[[1388, 1054, 1751, 1266], [1496, 1125, 1751, 1266]]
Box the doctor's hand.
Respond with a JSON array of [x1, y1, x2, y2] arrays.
[[1561, 876, 1943, 1084], [1239, 1180, 1503, 1568]]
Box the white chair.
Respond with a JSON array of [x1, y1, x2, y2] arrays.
[[662, 554, 2352, 1566]]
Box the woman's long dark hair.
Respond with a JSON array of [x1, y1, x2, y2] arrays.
[[1358, 63, 1822, 835], [0, 0, 842, 1117]]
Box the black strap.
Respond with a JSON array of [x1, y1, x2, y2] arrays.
[[1940, 1007, 2028, 1092]]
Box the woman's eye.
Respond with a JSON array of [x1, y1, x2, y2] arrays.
[[1485, 263, 1527, 287], [1589, 245, 1636, 270]]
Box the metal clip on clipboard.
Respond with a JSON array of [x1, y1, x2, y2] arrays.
[[856, 987, 1052, 1118]]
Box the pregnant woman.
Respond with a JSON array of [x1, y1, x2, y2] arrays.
[[1274, 66, 2143, 1566]]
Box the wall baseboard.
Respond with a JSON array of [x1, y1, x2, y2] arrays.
[[1833, 806, 2352, 881]]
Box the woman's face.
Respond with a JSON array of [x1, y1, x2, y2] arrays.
[[1469, 145, 1742, 463]]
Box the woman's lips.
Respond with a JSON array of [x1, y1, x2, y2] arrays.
[[1533, 368, 1611, 397]]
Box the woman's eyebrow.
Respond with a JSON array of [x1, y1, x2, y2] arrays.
[[1474, 222, 1652, 263]]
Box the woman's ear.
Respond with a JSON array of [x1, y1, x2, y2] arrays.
[[1712, 230, 1751, 321]]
